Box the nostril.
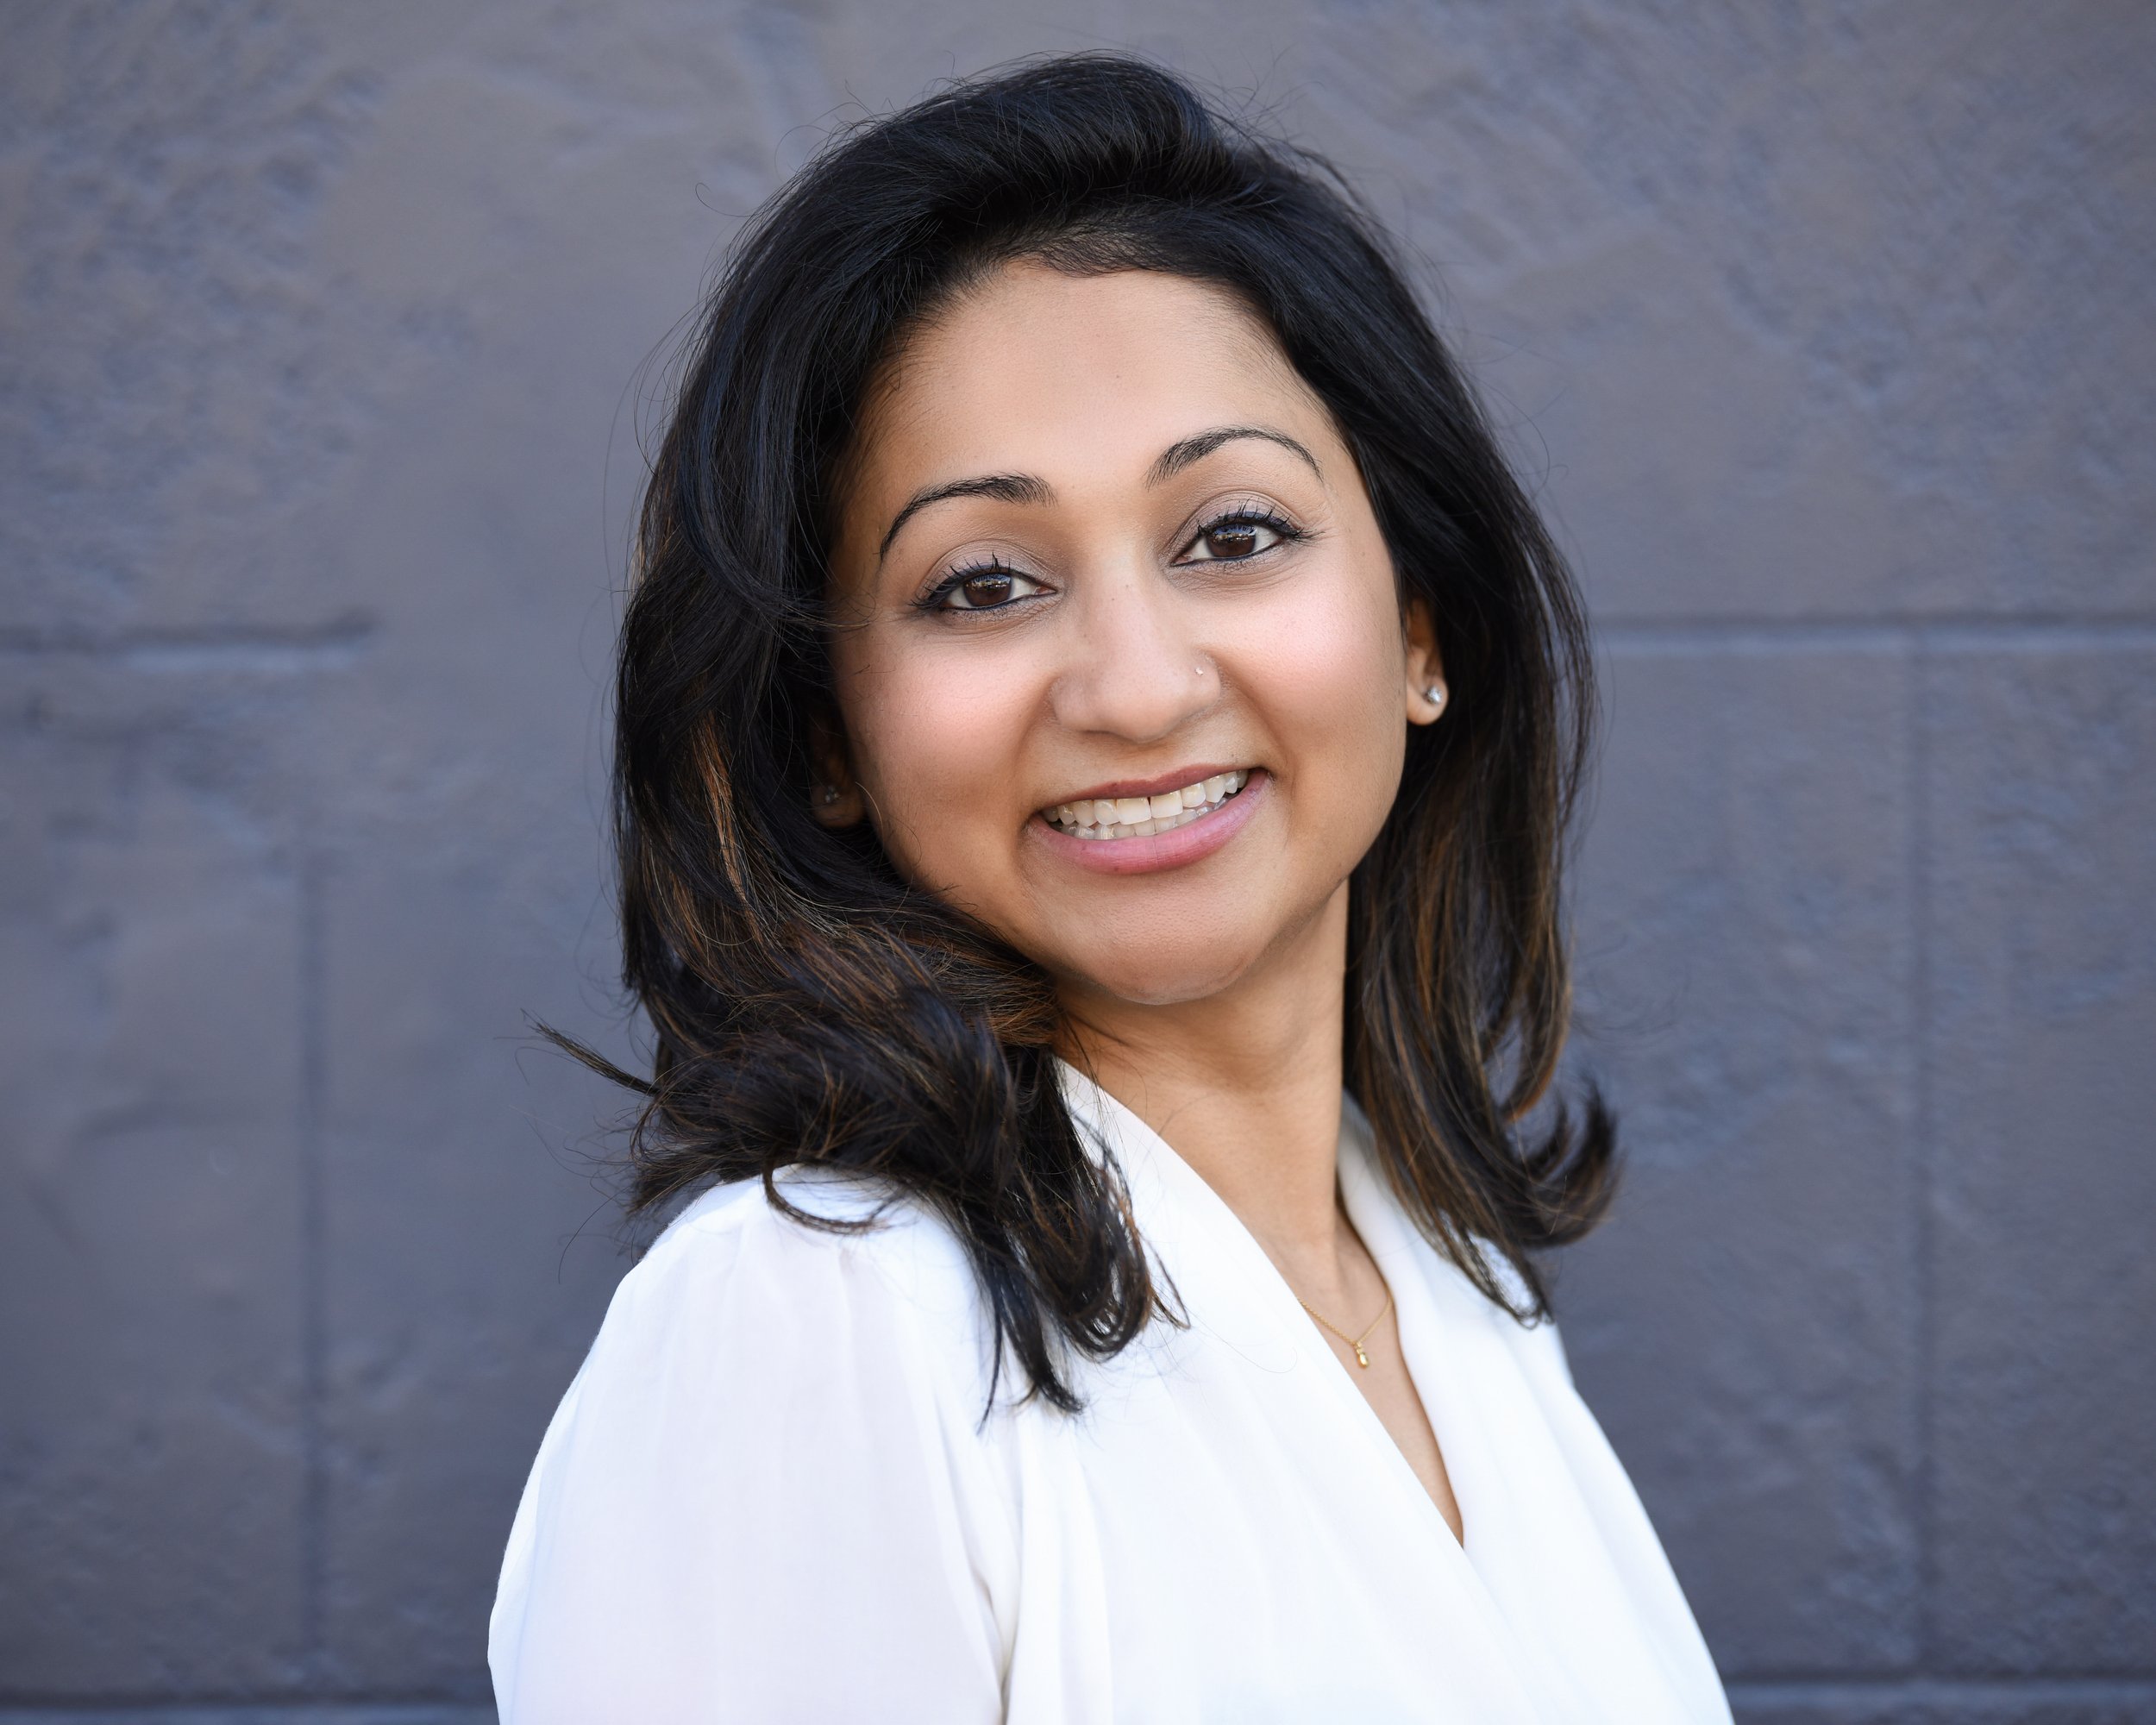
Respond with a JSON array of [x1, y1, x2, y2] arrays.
[[1050, 650, 1224, 744]]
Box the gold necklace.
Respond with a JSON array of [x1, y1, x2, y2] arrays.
[[1295, 1286, 1394, 1368]]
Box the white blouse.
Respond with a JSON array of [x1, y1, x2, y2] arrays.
[[491, 1060, 1733, 1722]]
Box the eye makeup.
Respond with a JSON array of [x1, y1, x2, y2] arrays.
[[910, 502, 1312, 617]]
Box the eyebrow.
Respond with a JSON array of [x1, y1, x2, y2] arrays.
[[874, 425, 1322, 563]]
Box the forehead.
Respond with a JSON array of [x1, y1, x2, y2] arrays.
[[842, 264, 1323, 511]]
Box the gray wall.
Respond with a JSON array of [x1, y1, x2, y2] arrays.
[[3, 3, 2150, 1721]]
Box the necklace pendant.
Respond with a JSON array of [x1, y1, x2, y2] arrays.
[[1353, 1344, 1369, 1368]]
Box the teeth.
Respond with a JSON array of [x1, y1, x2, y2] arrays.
[[1042, 769, 1250, 840]]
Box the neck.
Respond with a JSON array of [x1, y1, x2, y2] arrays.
[[1060, 881, 1351, 1273]]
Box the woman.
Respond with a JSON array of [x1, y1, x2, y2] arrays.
[[492, 53, 1733, 1723]]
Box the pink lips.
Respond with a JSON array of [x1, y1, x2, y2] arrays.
[[1031, 769, 1269, 875], [1051, 762, 1247, 806]]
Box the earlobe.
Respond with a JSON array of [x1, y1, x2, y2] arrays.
[[808, 703, 868, 827], [811, 778, 867, 828], [1402, 597, 1447, 726]]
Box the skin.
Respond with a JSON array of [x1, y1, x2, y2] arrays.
[[821, 262, 1462, 1541]]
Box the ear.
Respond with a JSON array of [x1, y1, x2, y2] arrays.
[[806, 703, 868, 829], [1402, 597, 1448, 726]]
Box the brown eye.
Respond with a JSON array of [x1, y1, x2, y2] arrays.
[[1180, 513, 1292, 565], [932, 563, 1050, 612], [1203, 523, 1262, 559]]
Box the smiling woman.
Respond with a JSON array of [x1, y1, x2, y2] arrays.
[[491, 53, 1733, 1723]]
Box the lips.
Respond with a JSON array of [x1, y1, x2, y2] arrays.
[[1031, 767, 1269, 875], [1043, 768, 1251, 841]]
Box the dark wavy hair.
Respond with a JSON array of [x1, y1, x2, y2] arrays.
[[566, 52, 1617, 1413]]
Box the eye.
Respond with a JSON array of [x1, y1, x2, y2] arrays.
[[924, 560, 1050, 612], [1178, 510, 1301, 565]]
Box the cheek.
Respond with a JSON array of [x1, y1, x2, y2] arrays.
[[1246, 561, 1407, 814], [838, 641, 1038, 882]]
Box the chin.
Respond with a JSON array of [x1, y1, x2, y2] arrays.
[[1059, 944, 1263, 1010]]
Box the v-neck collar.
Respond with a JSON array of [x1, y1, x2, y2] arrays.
[[1044, 1058, 1670, 1723], [1052, 1057, 1477, 1559]]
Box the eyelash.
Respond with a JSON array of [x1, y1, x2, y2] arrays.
[[912, 508, 1308, 614]]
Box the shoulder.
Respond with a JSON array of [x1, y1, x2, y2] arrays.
[[1394, 1208, 1576, 1391], [639, 1165, 986, 1319], [492, 1168, 1018, 1719], [1463, 1235, 1577, 1388], [599, 1167, 1000, 1412]]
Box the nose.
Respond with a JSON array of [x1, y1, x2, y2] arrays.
[[1050, 564, 1215, 744]]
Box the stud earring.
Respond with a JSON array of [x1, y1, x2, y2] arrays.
[[818, 784, 839, 806], [1426, 685, 1446, 712]]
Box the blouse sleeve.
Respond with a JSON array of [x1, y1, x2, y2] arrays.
[[489, 1186, 1015, 1724]]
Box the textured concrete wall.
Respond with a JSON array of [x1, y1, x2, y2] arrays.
[[2, 3, 2149, 1720]]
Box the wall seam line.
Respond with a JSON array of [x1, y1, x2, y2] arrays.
[[1908, 636, 1939, 1670], [298, 836, 329, 1685]]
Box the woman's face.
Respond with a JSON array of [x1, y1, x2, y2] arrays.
[[824, 263, 1442, 1011]]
